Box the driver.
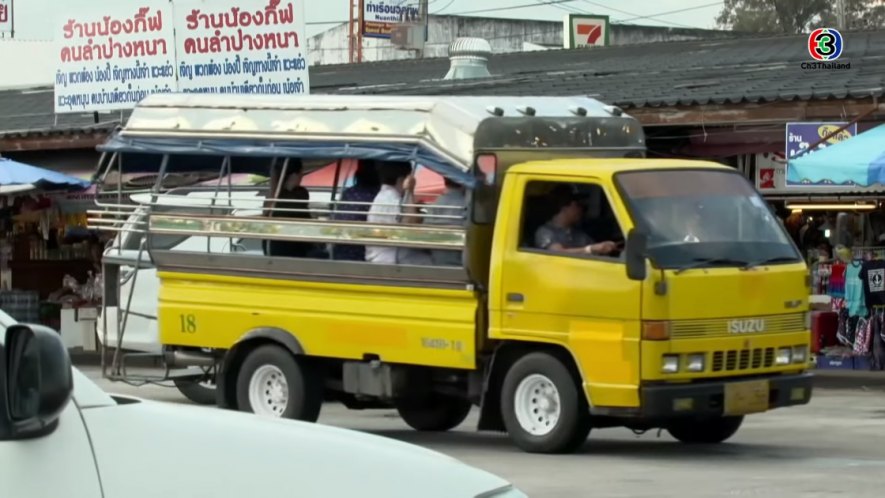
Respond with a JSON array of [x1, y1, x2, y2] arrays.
[[534, 185, 618, 256]]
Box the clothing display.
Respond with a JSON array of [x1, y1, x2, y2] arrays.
[[862, 259, 885, 308], [829, 252, 885, 370], [845, 261, 867, 317], [828, 262, 846, 298]]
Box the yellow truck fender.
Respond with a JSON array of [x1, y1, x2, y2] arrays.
[[216, 327, 305, 410]]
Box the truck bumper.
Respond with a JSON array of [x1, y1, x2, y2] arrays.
[[639, 373, 813, 419]]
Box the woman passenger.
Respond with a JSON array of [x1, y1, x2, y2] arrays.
[[264, 159, 314, 258]]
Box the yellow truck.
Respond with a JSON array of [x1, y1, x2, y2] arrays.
[[92, 94, 812, 454]]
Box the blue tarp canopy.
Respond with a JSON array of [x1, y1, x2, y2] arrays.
[[0, 158, 91, 190], [787, 124, 885, 187], [98, 135, 478, 188]]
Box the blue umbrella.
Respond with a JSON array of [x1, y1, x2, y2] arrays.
[[0, 157, 91, 191], [787, 124, 885, 187]]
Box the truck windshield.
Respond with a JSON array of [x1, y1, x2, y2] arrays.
[[616, 169, 800, 270]]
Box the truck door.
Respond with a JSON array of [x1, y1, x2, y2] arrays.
[[491, 174, 643, 408]]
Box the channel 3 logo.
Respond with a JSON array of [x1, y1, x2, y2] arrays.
[[808, 28, 844, 61]]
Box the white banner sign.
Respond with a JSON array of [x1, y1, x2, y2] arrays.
[[0, 0, 13, 35], [54, 4, 177, 113], [174, 0, 309, 96], [53, 0, 309, 114], [361, 0, 420, 39]]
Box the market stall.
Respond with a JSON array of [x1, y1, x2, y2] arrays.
[[0, 157, 103, 334], [783, 124, 885, 370]]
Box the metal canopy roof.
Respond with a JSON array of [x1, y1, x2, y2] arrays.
[[113, 94, 642, 170]]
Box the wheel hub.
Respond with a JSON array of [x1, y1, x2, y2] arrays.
[[513, 373, 561, 436], [248, 365, 289, 418]]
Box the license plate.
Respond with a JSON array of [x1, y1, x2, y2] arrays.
[[724, 380, 770, 415]]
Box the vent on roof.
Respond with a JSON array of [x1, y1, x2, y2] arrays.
[[444, 38, 492, 80]]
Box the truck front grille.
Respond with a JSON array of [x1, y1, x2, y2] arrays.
[[711, 348, 775, 372]]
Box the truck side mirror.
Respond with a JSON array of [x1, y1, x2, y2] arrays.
[[2, 325, 73, 440], [625, 228, 648, 281]]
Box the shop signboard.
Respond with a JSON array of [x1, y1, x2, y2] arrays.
[[785, 121, 857, 186], [756, 151, 885, 195], [0, 0, 12, 35], [54, 3, 177, 113], [54, 0, 310, 114], [563, 14, 609, 49], [173, 0, 309, 96], [361, 0, 420, 39]]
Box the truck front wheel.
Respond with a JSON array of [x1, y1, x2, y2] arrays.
[[396, 395, 472, 432], [667, 416, 744, 444], [500, 352, 591, 454], [235, 345, 323, 422]]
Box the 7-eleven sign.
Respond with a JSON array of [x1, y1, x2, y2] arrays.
[[564, 14, 609, 49]]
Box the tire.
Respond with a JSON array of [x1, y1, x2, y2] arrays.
[[174, 378, 217, 405], [235, 345, 323, 422], [396, 395, 472, 432], [667, 416, 744, 444], [500, 352, 591, 454]]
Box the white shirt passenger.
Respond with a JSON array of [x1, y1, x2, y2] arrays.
[[365, 185, 431, 265]]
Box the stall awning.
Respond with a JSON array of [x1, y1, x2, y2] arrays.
[[0, 157, 91, 194], [787, 124, 885, 187]]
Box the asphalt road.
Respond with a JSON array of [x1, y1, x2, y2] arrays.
[[80, 366, 885, 498]]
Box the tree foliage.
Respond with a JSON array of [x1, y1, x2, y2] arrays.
[[717, 0, 885, 33]]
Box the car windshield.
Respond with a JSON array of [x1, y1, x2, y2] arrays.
[[616, 168, 800, 270]]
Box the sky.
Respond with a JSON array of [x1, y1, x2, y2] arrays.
[[7, 0, 723, 41]]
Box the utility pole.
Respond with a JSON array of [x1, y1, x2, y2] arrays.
[[836, 0, 846, 30], [348, 0, 363, 64], [419, 0, 428, 59]]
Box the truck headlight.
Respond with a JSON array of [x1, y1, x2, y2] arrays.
[[686, 353, 705, 372], [776, 347, 792, 365], [792, 345, 808, 364], [661, 354, 680, 373]]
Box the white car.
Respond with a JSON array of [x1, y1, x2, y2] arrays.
[[0, 310, 526, 498]]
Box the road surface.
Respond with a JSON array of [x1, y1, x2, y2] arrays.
[[81, 366, 885, 498]]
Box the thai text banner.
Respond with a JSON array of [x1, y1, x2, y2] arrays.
[[54, 0, 309, 114], [361, 0, 419, 39], [174, 0, 309, 96]]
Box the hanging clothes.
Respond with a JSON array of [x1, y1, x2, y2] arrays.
[[854, 317, 872, 355], [861, 259, 885, 309], [845, 261, 868, 317], [828, 262, 846, 298], [872, 308, 885, 371]]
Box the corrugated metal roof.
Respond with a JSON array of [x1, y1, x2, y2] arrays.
[[0, 86, 129, 139], [316, 30, 885, 108]]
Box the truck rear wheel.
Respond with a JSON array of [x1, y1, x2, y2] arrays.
[[235, 345, 323, 422], [667, 416, 744, 444], [174, 379, 216, 405], [396, 395, 472, 432], [500, 352, 591, 454]]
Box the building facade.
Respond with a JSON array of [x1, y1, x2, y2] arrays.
[[308, 14, 736, 66]]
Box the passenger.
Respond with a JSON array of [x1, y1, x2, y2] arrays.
[[423, 177, 467, 266], [534, 185, 618, 256], [365, 161, 432, 265], [263, 159, 315, 259], [332, 160, 381, 261]]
